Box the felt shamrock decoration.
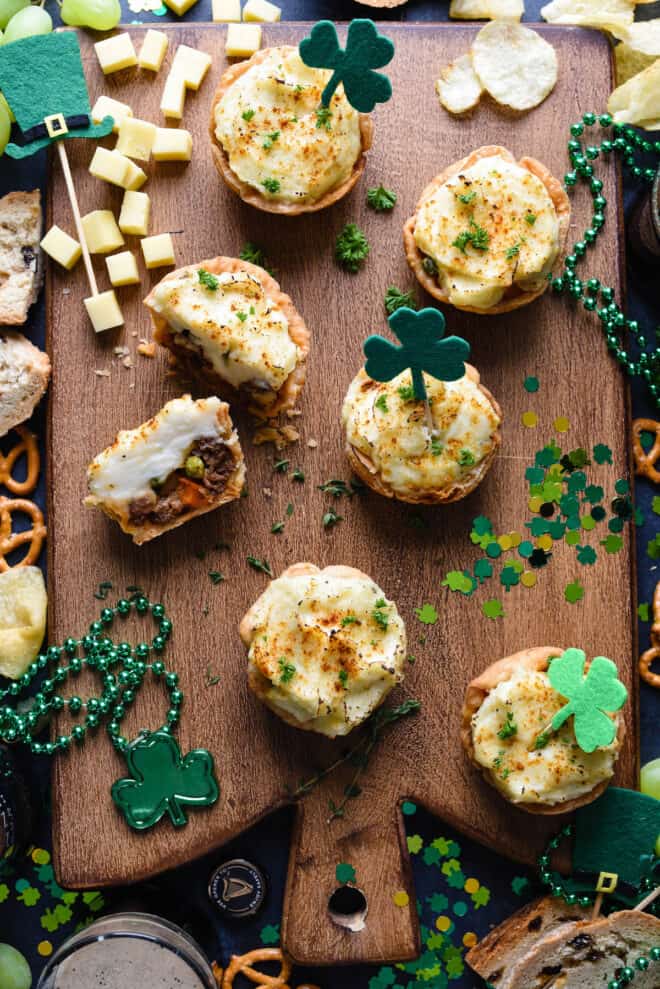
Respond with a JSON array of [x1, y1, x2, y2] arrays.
[[363, 307, 470, 402], [547, 648, 627, 753], [111, 729, 219, 831], [298, 19, 394, 113]]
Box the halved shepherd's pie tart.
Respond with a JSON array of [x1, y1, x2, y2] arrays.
[[210, 45, 372, 214], [85, 395, 245, 545], [404, 146, 570, 314], [342, 365, 502, 504], [240, 563, 407, 737], [144, 258, 310, 418], [462, 647, 623, 814]]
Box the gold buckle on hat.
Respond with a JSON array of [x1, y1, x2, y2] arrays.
[[595, 871, 618, 894], [44, 113, 68, 138]]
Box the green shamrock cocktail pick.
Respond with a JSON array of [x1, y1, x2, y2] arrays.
[[299, 19, 394, 113], [111, 729, 219, 830], [546, 647, 628, 753]]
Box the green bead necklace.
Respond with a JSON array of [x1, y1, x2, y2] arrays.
[[0, 595, 219, 831], [552, 112, 660, 411]]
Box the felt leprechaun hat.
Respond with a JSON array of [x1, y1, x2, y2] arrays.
[[0, 32, 113, 159]]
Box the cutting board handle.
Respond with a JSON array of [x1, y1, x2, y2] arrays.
[[281, 798, 420, 966]]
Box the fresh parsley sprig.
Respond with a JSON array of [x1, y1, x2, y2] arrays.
[[335, 222, 370, 273], [452, 217, 490, 254], [367, 185, 397, 211], [385, 286, 417, 315]]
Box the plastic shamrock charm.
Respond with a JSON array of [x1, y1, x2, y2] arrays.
[[363, 307, 470, 402], [547, 648, 628, 753], [111, 729, 219, 830], [298, 19, 394, 113]]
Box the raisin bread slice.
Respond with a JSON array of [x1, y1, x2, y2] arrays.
[[0, 331, 50, 436], [0, 190, 42, 325], [466, 897, 589, 988]]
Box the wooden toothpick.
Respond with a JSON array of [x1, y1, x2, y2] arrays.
[[634, 885, 660, 912], [56, 140, 98, 298]]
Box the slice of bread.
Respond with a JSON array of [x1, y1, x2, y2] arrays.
[[466, 897, 589, 987], [0, 332, 51, 437], [0, 190, 42, 325], [506, 909, 660, 989]]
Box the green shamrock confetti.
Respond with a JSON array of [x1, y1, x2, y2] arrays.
[[511, 875, 530, 896], [16, 885, 40, 906], [653, 496, 660, 516], [500, 566, 520, 592], [428, 892, 449, 912], [564, 581, 584, 603], [299, 19, 394, 113], [0, 883, 9, 903], [523, 376, 539, 393], [363, 307, 470, 401], [472, 515, 493, 535], [601, 534, 624, 554], [593, 443, 613, 464], [407, 834, 423, 854], [577, 545, 597, 565], [335, 862, 356, 884], [474, 559, 493, 583], [471, 886, 490, 908], [423, 845, 441, 866], [547, 647, 627, 752], [648, 534, 660, 560], [415, 602, 438, 624], [441, 571, 474, 594], [482, 599, 504, 619], [638, 602, 650, 622], [260, 923, 280, 945]]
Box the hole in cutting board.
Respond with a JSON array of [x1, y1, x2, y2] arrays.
[[327, 886, 368, 933]]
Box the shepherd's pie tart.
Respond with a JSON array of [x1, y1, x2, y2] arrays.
[[85, 395, 245, 545], [210, 46, 372, 214], [342, 365, 502, 504], [404, 146, 570, 314], [462, 647, 623, 814], [240, 563, 407, 737], [144, 257, 310, 418]]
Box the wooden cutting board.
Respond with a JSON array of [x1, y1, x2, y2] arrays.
[[47, 23, 636, 966]]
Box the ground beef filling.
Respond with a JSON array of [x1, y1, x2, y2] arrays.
[[128, 436, 234, 527]]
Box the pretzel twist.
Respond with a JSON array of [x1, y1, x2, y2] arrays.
[[0, 495, 47, 571], [632, 418, 660, 484], [221, 948, 292, 989], [0, 426, 40, 495], [639, 581, 660, 689]]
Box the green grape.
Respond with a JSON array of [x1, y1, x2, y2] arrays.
[[61, 0, 120, 30], [0, 0, 28, 31], [3, 4, 52, 42], [0, 944, 32, 989], [640, 758, 660, 855], [0, 100, 10, 156], [0, 90, 14, 123]]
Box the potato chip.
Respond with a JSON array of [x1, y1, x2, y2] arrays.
[[435, 54, 483, 114], [615, 42, 657, 84], [607, 58, 660, 127], [612, 19, 660, 55], [450, 0, 524, 20], [0, 566, 46, 680], [471, 21, 558, 112], [541, 0, 635, 34]]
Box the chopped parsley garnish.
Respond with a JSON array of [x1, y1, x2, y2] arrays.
[[338, 668, 349, 688], [315, 106, 332, 130], [198, 268, 219, 291], [241, 108, 255, 121], [318, 479, 353, 499], [94, 580, 113, 600], [500, 767, 511, 780], [456, 190, 476, 205], [375, 394, 389, 413], [208, 570, 224, 585], [262, 178, 280, 194], [249, 306, 255, 315], [271, 521, 285, 534], [384, 285, 417, 315], [505, 241, 524, 260], [286, 502, 294, 516], [239, 242, 274, 275], [335, 222, 370, 273], [371, 598, 389, 631], [341, 614, 359, 627], [293, 83, 304, 93], [525, 212, 537, 225], [492, 751, 504, 769], [291, 468, 305, 482], [430, 436, 444, 457], [397, 382, 416, 402], [452, 217, 490, 254], [262, 130, 280, 150], [533, 730, 552, 750], [422, 256, 438, 277], [278, 656, 296, 683], [458, 448, 476, 467], [407, 654, 416, 664], [206, 666, 222, 686], [274, 459, 290, 473], [236, 311, 248, 322], [367, 185, 397, 211], [497, 710, 518, 740], [247, 556, 273, 577], [323, 506, 343, 529]]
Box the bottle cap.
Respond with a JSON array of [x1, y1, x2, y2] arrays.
[[208, 858, 266, 919]]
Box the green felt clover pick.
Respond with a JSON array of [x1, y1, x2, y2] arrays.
[[111, 729, 219, 831], [363, 307, 470, 401], [548, 647, 627, 753], [298, 19, 394, 113]]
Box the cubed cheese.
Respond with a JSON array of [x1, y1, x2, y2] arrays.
[[141, 233, 175, 268], [89, 146, 132, 188], [106, 251, 140, 287], [91, 95, 133, 134], [243, 0, 280, 22], [152, 127, 192, 161], [138, 29, 168, 71], [124, 159, 148, 191], [40, 225, 81, 270], [94, 33, 137, 74], [118, 190, 151, 236], [81, 211, 125, 255], [171, 44, 212, 89], [84, 290, 124, 333], [163, 0, 198, 15], [212, 0, 241, 20], [225, 23, 262, 58], [115, 116, 157, 161], [160, 70, 186, 119]]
